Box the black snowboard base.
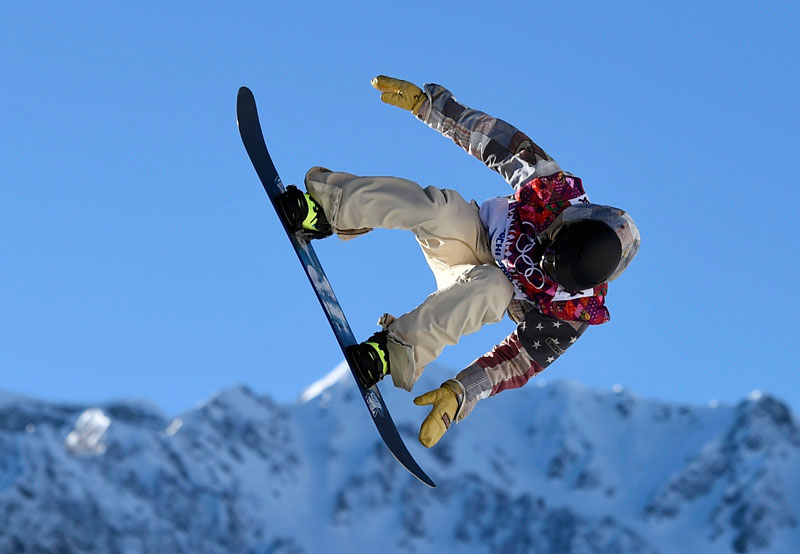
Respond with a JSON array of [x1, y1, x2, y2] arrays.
[[236, 86, 435, 488]]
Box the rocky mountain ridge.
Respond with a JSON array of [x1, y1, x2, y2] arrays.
[[1, 366, 798, 554]]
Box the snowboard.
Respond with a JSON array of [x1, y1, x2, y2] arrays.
[[236, 87, 435, 488]]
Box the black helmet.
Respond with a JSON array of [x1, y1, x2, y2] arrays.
[[538, 218, 623, 292]]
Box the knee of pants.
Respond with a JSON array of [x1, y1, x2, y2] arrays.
[[420, 186, 473, 222], [459, 265, 515, 322]]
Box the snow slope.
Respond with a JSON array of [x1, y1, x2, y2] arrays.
[[1, 366, 798, 554]]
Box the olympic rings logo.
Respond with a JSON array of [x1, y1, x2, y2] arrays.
[[510, 220, 548, 291]]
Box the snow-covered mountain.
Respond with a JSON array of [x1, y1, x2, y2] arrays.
[[1, 365, 798, 554]]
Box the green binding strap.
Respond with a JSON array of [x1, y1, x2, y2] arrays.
[[365, 341, 389, 376]]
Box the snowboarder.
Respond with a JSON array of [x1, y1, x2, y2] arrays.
[[277, 76, 640, 449]]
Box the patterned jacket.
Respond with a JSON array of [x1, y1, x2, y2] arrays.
[[415, 84, 640, 421]]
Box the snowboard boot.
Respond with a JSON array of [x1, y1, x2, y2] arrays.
[[276, 185, 332, 239], [346, 330, 390, 389]]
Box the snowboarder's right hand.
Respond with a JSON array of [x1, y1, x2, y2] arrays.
[[371, 76, 426, 115], [414, 382, 460, 448]]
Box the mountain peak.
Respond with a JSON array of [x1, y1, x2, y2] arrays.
[[730, 392, 800, 450], [298, 359, 350, 403]]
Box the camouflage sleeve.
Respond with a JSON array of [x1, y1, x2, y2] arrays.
[[415, 84, 561, 189], [450, 309, 588, 422]]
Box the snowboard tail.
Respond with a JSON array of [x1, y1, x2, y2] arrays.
[[236, 86, 435, 488]]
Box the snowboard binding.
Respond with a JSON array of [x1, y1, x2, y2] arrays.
[[347, 331, 391, 389], [276, 185, 332, 240]]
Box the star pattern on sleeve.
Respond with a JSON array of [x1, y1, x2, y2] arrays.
[[517, 309, 589, 369]]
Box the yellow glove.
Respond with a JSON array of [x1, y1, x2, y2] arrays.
[[371, 75, 427, 115], [414, 382, 461, 448]]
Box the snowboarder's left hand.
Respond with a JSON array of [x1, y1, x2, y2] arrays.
[[414, 382, 460, 448], [371, 75, 427, 115]]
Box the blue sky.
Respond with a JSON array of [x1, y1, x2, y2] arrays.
[[2, 1, 799, 416]]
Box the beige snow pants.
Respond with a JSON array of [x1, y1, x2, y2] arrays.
[[304, 167, 514, 391]]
